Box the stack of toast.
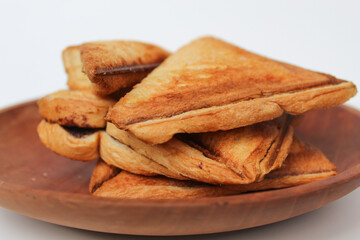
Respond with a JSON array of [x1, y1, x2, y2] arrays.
[[37, 37, 357, 199]]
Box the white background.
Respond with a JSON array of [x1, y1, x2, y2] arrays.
[[0, 0, 359, 239]]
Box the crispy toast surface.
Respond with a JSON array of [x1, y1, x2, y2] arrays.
[[90, 160, 234, 199], [226, 137, 337, 192], [191, 115, 293, 182], [89, 160, 120, 193], [90, 138, 337, 199], [80, 41, 169, 95], [107, 36, 357, 144], [38, 90, 115, 128], [63, 41, 169, 95]]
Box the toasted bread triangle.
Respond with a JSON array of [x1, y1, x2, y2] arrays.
[[90, 137, 337, 199], [80, 41, 169, 95], [107, 36, 357, 144], [104, 116, 293, 185], [190, 115, 294, 181], [62, 41, 169, 96], [38, 90, 115, 128]]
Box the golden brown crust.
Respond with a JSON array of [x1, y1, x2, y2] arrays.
[[226, 138, 338, 192], [62, 42, 169, 96], [37, 120, 100, 161], [90, 138, 337, 199], [108, 36, 347, 124], [192, 115, 294, 182], [99, 132, 185, 179], [89, 160, 121, 193], [38, 90, 115, 128], [106, 123, 246, 184], [106, 116, 293, 185], [265, 138, 337, 179], [270, 81, 356, 114], [93, 170, 230, 199], [80, 41, 170, 96], [114, 81, 356, 144], [106, 36, 357, 144], [62, 46, 93, 91]]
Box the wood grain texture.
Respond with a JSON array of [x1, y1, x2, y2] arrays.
[[0, 101, 359, 236]]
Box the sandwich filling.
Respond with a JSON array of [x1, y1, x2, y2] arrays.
[[62, 126, 103, 138]]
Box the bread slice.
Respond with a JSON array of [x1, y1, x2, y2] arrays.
[[37, 120, 101, 161], [90, 137, 337, 199], [190, 115, 293, 181], [89, 160, 121, 194], [226, 137, 338, 192], [104, 116, 293, 185], [63, 41, 169, 96], [106, 36, 357, 144], [90, 160, 234, 198], [100, 132, 186, 179], [38, 90, 115, 128], [63, 46, 93, 91]]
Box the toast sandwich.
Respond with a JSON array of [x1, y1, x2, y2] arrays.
[[102, 115, 293, 185], [107, 37, 357, 144], [37, 90, 115, 161], [63, 41, 170, 96]]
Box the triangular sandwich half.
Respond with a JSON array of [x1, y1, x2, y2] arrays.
[[107, 36, 357, 144], [102, 116, 293, 185], [63, 41, 170, 96]]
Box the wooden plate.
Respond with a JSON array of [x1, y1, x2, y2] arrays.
[[0, 101, 359, 236]]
